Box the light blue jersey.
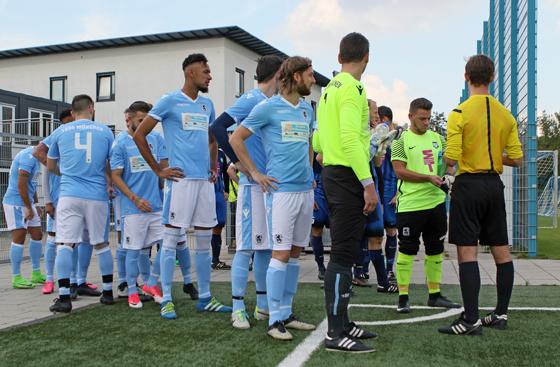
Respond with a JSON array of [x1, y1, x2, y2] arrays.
[[110, 131, 167, 217], [2, 147, 40, 206], [226, 88, 268, 186], [149, 90, 215, 180], [47, 119, 114, 201], [242, 95, 314, 193], [42, 134, 61, 205]]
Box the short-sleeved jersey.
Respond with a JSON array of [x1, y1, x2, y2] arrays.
[[2, 147, 40, 206], [110, 131, 167, 217], [391, 130, 447, 213], [47, 119, 114, 202], [446, 95, 523, 175], [41, 134, 61, 205], [149, 90, 215, 180], [315, 72, 371, 183], [225, 88, 268, 186], [242, 95, 314, 193]]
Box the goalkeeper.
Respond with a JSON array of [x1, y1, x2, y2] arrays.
[[390, 97, 460, 313]]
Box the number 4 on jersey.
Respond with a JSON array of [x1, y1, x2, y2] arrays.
[[75, 132, 92, 163]]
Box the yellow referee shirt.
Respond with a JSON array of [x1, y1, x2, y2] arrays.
[[446, 95, 523, 175]]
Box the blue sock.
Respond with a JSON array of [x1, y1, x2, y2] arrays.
[[126, 249, 140, 295], [254, 250, 271, 311], [385, 235, 397, 273], [161, 227, 181, 303], [70, 243, 79, 284], [56, 245, 73, 296], [9, 242, 24, 276], [310, 235, 325, 270], [281, 258, 300, 320], [45, 237, 56, 281], [370, 249, 388, 287], [116, 246, 127, 284], [176, 241, 192, 284], [77, 242, 93, 285], [29, 239, 42, 272], [138, 248, 151, 284], [96, 247, 114, 291], [266, 258, 288, 326], [194, 230, 212, 300], [211, 233, 221, 264], [147, 245, 161, 287], [231, 250, 252, 312]]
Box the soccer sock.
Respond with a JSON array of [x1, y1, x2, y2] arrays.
[[147, 244, 161, 287], [459, 261, 480, 324], [266, 258, 287, 326], [231, 250, 252, 312], [385, 234, 397, 273], [125, 249, 140, 295], [324, 261, 352, 338], [280, 258, 300, 320], [254, 250, 272, 311], [370, 249, 388, 287], [396, 251, 414, 295], [194, 230, 213, 300], [77, 242, 93, 285], [9, 243, 24, 276], [56, 245, 73, 299], [425, 253, 443, 298], [310, 235, 325, 271], [70, 243, 79, 285], [161, 227, 181, 303], [116, 246, 127, 285], [96, 247, 113, 291], [138, 248, 151, 284], [29, 239, 42, 272], [45, 237, 56, 281], [211, 234, 221, 264], [495, 261, 514, 315], [176, 241, 192, 284]]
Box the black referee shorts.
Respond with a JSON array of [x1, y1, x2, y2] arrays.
[[396, 202, 447, 256], [449, 173, 509, 246]]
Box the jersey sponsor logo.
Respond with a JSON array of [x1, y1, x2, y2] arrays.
[[356, 85, 364, 95], [129, 156, 151, 173], [243, 208, 250, 219], [408, 146, 416, 150], [422, 149, 435, 172], [281, 121, 309, 143], [181, 113, 209, 131]]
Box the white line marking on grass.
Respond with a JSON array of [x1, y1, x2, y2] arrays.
[[277, 305, 560, 367], [277, 318, 327, 367]]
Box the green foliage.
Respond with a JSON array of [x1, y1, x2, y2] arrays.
[[538, 111, 560, 151]]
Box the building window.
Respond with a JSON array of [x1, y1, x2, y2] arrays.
[[50, 76, 67, 102], [96, 72, 115, 102], [0, 104, 15, 145], [27, 109, 53, 143], [235, 68, 245, 97]]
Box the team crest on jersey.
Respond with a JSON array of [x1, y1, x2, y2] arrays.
[[432, 142, 439, 149], [201, 104, 207, 112], [275, 234, 283, 244], [126, 236, 130, 244], [256, 234, 263, 244], [303, 110, 307, 119]]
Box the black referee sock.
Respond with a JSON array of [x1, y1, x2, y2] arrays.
[[459, 261, 480, 324], [495, 261, 514, 315], [324, 261, 352, 338]]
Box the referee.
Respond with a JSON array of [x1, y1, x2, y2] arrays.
[[439, 55, 523, 335], [315, 32, 377, 353]]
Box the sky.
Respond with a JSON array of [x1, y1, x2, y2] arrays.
[[0, 0, 558, 123]]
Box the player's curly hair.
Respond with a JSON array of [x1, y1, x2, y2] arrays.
[[278, 56, 312, 93]]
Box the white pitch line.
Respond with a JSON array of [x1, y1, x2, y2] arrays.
[[277, 305, 560, 367], [277, 318, 327, 367]]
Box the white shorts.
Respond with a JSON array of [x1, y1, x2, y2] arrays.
[[162, 178, 217, 229], [113, 198, 122, 232], [122, 211, 164, 250], [3, 204, 41, 230], [47, 213, 56, 233], [56, 197, 109, 245], [236, 184, 270, 251], [265, 190, 314, 251]]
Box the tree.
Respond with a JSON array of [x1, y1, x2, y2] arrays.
[[538, 112, 560, 151]]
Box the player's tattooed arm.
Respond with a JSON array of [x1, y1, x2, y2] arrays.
[[230, 126, 278, 192], [134, 115, 184, 181]]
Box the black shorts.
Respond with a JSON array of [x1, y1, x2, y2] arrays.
[[448, 173, 508, 246], [396, 202, 447, 256]]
